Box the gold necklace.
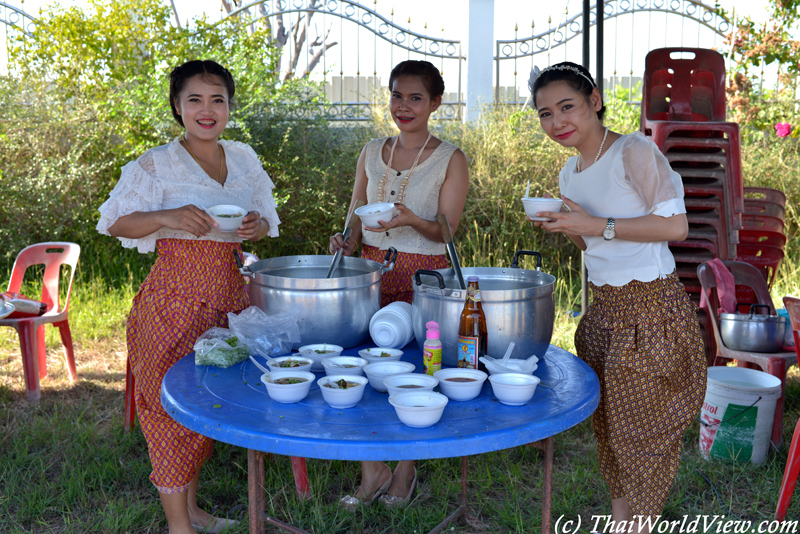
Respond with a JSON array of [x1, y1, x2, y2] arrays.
[[181, 137, 225, 183], [377, 132, 433, 203]]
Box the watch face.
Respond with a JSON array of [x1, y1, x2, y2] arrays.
[[603, 227, 615, 240]]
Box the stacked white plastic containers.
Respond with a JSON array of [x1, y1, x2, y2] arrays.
[[369, 301, 414, 348]]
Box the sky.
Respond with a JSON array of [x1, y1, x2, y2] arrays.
[[0, 0, 779, 98]]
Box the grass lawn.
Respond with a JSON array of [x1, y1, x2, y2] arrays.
[[1, 283, 799, 534]]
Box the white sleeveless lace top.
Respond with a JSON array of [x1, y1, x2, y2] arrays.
[[96, 138, 281, 253], [362, 136, 458, 255]]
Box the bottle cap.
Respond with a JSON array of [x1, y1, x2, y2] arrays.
[[426, 321, 440, 339], [467, 276, 479, 282]]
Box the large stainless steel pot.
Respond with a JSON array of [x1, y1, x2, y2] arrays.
[[412, 251, 556, 366], [240, 250, 397, 349], [720, 303, 786, 353]]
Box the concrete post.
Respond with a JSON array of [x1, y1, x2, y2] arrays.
[[465, 0, 494, 122]]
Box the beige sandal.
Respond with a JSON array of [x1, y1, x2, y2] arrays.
[[379, 467, 417, 509], [339, 470, 393, 511], [191, 516, 239, 533]]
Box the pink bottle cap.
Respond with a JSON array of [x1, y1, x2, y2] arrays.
[[425, 321, 440, 339]]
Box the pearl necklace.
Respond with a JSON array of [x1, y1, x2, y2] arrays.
[[377, 133, 432, 203], [576, 127, 608, 172], [181, 137, 225, 184]]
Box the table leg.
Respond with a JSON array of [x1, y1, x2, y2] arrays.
[[248, 449, 266, 534], [290, 456, 311, 500], [528, 437, 554, 534]]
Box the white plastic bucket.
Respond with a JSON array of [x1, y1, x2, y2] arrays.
[[699, 367, 782, 465]]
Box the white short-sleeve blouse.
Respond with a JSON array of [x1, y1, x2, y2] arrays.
[[96, 138, 281, 253], [558, 132, 685, 287]]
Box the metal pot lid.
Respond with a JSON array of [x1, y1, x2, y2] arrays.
[[719, 312, 783, 323]]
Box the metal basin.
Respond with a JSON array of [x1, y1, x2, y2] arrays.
[[412, 251, 556, 366], [241, 252, 395, 350], [720, 303, 786, 353]]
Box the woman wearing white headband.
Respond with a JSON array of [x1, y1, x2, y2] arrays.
[[528, 61, 706, 532]]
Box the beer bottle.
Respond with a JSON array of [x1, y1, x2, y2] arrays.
[[456, 276, 488, 372]]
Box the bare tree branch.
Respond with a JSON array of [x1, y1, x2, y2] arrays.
[[303, 40, 337, 78]]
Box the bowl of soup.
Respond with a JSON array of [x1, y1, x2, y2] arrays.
[[318, 375, 369, 409], [358, 347, 403, 364], [433, 368, 488, 401], [207, 204, 246, 232], [321, 356, 368, 376], [383, 373, 439, 398], [389, 391, 449, 428], [354, 202, 396, 228], [298, 344, 344, 372], [363, 361, 416, 392], [520, 197, 562, 222], [266, 355, 314, 373], [261, 371, 315, 403]]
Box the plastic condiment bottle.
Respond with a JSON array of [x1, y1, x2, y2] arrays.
[[456, 276, 488, 372], [423, 321, 442, 375]]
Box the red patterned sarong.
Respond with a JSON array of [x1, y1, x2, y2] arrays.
[[127, 239, 249, 493], [362, 244, 448, 306], [575, 272, 706, 517]]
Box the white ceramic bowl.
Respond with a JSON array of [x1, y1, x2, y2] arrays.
[[266, 355, 314, 374], [318, 374, 369, 409], [262, 371, 315, 403], [208, 204, 246, 232], [321, 356, 368, 376], [389, 391, 449, 428], [358, 347, 404, 364], [355, 202, 396, 228], [433, 368, 488, 401], [488, 373, 541, 406], [521, 197, 563, 221], [363, 361, 416, 392], [384, 373, 439, 398], [298, 344, 344, 372], [483, 359, 537, 376]]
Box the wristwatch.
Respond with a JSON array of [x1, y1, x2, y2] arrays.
[[602, 218, 616, 241]]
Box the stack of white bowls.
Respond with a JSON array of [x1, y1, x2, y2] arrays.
[[369, 301, 414, 348]]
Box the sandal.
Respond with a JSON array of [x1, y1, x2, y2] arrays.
[[379, 467, 417, 509], [191, 517, 239, 533], [339, 470, 393, 511]]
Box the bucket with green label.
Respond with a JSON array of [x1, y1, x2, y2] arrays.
[[699, 366, 781, 465]]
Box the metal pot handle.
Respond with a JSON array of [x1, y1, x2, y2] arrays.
[[380, 247, 398, 274], [738, 303, 772, 317], [511, 250, 543, 271], [234, 250, 255, 278], [414, 269, 446, 289]]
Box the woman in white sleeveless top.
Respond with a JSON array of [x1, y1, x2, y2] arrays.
[[330, 60, 469, 509]]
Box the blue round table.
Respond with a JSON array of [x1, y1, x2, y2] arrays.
[[162, 343, 599, 534]]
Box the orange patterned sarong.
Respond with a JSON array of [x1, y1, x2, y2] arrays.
[[362, 244, 448, 306], [127, 239, 249, 493], [575, 272, 706, 517]]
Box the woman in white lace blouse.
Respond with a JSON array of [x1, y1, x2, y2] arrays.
[[529, 62, 705, 531], [96, 60, 280, 534]]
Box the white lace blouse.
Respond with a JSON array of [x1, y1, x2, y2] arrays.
[[559, 132, 685, 287], [96, 138, 281, 253]]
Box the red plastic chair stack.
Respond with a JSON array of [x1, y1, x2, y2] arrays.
[[776, 296, 800, 521], [0, 242, 80, 402], [737, 187, 786, 289], [642, 48, 745, 295]]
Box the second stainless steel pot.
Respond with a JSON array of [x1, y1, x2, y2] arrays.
[[241, 251, 396, 350], [719, 303, 786, 353], [411, 251, 556, 366]]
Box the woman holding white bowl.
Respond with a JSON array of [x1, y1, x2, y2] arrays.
[[329, 60, 470, 510]]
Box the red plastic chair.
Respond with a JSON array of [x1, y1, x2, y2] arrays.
[[776, 296, 800, 521], [739, 230, 787, 248], [745, 187, 786, 209], [742, 213, 784, 233], [0, 242, 80, 402], [642, 48, 727, 126], [736, 244, 784, 289], [697, 260, 795, 448]]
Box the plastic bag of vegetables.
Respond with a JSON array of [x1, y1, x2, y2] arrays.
[[194, 327, 250, 368]]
